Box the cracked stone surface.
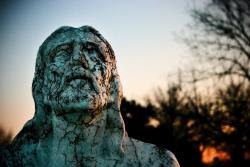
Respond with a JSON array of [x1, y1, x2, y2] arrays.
[[0, 26, 180, 167]]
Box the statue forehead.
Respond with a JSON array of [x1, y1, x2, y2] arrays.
[[43, 28, 103, 54]]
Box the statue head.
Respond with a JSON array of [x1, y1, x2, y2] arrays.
[[32, 26, 122, 118]]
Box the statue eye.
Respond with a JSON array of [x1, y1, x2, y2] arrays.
[[83, 43, 96, 54], [90, 56, 98, 62], [50, 44, 72, 61], [87, 46, 94, 53], [60, 45, 73, 54], [54, 50, 69, 59], [53, 45, 71, 53]]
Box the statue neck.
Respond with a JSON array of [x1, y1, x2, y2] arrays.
[[47, 108, 124, 160]]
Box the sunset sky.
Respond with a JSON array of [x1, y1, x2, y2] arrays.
[[0, 0, 198, 136]]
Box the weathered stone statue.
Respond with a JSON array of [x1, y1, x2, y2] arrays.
[[0, 26, 180, 167]]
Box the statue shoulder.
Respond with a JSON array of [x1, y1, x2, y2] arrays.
[[124, 137, 180, 167]]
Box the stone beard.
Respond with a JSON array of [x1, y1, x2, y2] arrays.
[[0, 26, 180, 167]]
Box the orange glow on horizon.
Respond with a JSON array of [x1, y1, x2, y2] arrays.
[[146, 117, 160, 128], [200, 146, 231, 164], [244, 151, 250, 160], [221, 125, 236, 134]]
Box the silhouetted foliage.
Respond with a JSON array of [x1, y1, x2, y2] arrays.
[[213, 80, 250, 166], [121, 79, 250, 167]]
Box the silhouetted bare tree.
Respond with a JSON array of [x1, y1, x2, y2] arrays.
[[186, 0, 250, 81]]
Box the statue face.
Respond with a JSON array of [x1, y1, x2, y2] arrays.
[[42, 30, 111, 114]]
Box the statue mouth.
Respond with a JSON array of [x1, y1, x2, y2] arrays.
[[65, 71, 100, 93]]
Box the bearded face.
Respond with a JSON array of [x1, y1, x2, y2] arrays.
[[42, 30, 112, 115]]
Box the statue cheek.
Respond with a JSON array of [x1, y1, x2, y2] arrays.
[[43, 72, 62, 97], [50, 65, 65, 76], [45, 65, 65, 83], [45, 72, 58, 86]]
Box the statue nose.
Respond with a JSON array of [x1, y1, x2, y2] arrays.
[[72, 49, 89, 69], [79, 53, 89, 69]]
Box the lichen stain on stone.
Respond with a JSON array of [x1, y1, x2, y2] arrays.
[[0, 26, 180, 167]]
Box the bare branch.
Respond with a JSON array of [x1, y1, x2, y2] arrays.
[[186, 0, 250, 82]]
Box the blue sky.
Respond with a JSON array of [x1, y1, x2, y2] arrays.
[[0, 0, 194, 136]]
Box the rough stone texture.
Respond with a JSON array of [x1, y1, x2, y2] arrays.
[[0, 26, 180, 167]]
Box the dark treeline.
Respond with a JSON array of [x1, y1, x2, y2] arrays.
[[121, 78, 250, 167]]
